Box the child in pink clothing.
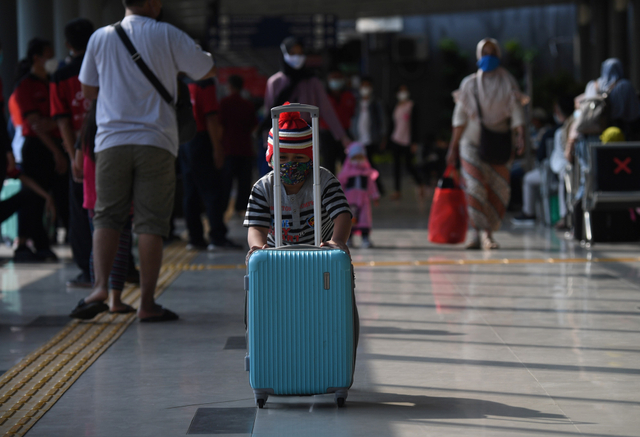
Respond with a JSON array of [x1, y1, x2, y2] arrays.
[[338, 142, 380, 248], [69, 101, 135, 318]]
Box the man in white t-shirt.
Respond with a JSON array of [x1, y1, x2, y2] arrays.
[[72, 0, 216, 322]]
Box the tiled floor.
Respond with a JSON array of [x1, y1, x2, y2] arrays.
[[2, 186, 640, 436]]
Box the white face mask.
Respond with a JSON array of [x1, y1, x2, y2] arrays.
[[284, 54, 306, 70], [328, 79, 345, 91], [573, 109, 581, 120], [553, 113, 562, 125], [44, 58, 58, 74], [397, 91, 410, 101], [281, 43, 306, 70], [360, 86, 372, 98]]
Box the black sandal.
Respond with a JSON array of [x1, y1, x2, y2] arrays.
[[139, 308, 179, 323], [109, 304, 137, 314], [69, 299, 109, 320]]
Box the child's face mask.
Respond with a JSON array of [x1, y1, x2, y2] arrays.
[[351, 157, 366, 167], [280, 160, 313, 185]]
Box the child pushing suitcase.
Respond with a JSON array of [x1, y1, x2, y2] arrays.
[[244, 102, 352, 260], [243, 103, 358, 408]]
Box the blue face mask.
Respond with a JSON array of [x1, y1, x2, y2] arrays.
[[477, 55, 500, 72]]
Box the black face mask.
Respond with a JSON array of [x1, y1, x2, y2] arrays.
[[156, 7, 164, 21]]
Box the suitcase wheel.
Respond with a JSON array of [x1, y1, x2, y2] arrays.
[[257, 398, 266, 409], [336, 397, 345, 408]]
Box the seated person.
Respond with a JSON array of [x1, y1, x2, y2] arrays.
[[244, 105, 352, 261], [566, 59, 640, 205], [510, 107, 560, 225], [549, 95, 579, 229], [1, 166, 56, 233]]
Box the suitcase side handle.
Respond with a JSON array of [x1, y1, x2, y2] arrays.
[[271, 104, 321, 248]]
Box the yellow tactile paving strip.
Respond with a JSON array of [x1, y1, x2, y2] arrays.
[[0, 243, 196, 437], [162, 256, 640, 272]]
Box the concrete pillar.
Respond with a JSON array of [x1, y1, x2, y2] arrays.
[[0, 0, 18, 101], [632, 0, 640, 89], [609, 0, 629, 73], [53, 0, 79, 61], [79, 0, 102, 28], [576, 0, 592, 82], [17, 0, 55, 59], [592, 0, 609, 77], [103, 1, 125, 26]]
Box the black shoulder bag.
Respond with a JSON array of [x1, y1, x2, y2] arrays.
[[474, 78, 512, 165], [114, 22, 197, 144]]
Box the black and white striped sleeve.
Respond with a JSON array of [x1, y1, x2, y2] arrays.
[[243, 179, 272, 228], [321, 170, 352, 221]]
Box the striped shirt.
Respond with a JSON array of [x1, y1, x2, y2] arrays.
[[244, 168, 351, 246]]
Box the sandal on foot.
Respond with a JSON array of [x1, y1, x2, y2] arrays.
[[465, 239, 481, 250], [139, 308, 179, 323], [69, 299, 109, 320], [482, 237, 500, 250], [109, 304, 136, 314]]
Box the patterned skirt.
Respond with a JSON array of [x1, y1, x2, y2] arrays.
[[459, 141, 511, 232]]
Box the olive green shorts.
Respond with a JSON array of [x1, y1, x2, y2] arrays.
[[93, 145, 176, 237]]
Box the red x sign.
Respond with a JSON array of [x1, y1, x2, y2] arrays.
[[614, 157, 632, 175]]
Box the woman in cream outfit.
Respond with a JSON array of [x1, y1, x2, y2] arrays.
[[447, 38, 529, 249]]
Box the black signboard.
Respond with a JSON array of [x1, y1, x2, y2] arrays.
[[209, 14, 337, 50]]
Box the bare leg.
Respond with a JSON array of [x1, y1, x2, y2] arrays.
[[136, 233, 165, 319], [482, 229, 499, 250], [84, 228, 120, 304], [465, 228, 481, 250], [108, 289, 131, 312]]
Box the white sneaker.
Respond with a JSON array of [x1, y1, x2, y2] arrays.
[[361, 237, 372, 249]]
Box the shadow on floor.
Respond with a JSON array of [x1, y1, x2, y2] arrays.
[[359, 326, 463, 336], [345, 391, 570, 422]]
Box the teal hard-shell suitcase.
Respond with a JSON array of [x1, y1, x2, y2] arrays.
[[245, 248, 356, 407], [244, 104, 357, 408]]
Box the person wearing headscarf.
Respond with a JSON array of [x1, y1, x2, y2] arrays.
[[586, 59, 640, 130], [447, 38, 529, 250], [566, 58, 640, 161], [565, 58, 640, 203], [263, 37, 350, 149]]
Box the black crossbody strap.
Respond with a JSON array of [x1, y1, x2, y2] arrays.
[[473, 76, 483, 123], [114, 22, 174, 105]]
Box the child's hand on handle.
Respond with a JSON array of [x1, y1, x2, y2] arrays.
[[321, 240, 351, 258], [246, 244, 268, 265]]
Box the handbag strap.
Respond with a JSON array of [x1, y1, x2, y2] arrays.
[[595, 80, 618, 98], [473, 76, 484, 123], [113, 22, 174, 106]]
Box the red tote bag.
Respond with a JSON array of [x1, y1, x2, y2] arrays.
[[428, 166, 468, 244]]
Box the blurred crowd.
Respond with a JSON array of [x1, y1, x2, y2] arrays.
[[2, 5, 638, 295]]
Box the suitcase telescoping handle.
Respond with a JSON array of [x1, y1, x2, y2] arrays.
[[271, 104, 321, 248]]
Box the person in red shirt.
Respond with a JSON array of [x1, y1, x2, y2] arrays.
[[50, 18, 95, 286], [219, 75, 257, 218], [179, 78, 240, 250], [0, 39, 17, 183], [321, 69, 356, 174], [13, 38, 64, 262]]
